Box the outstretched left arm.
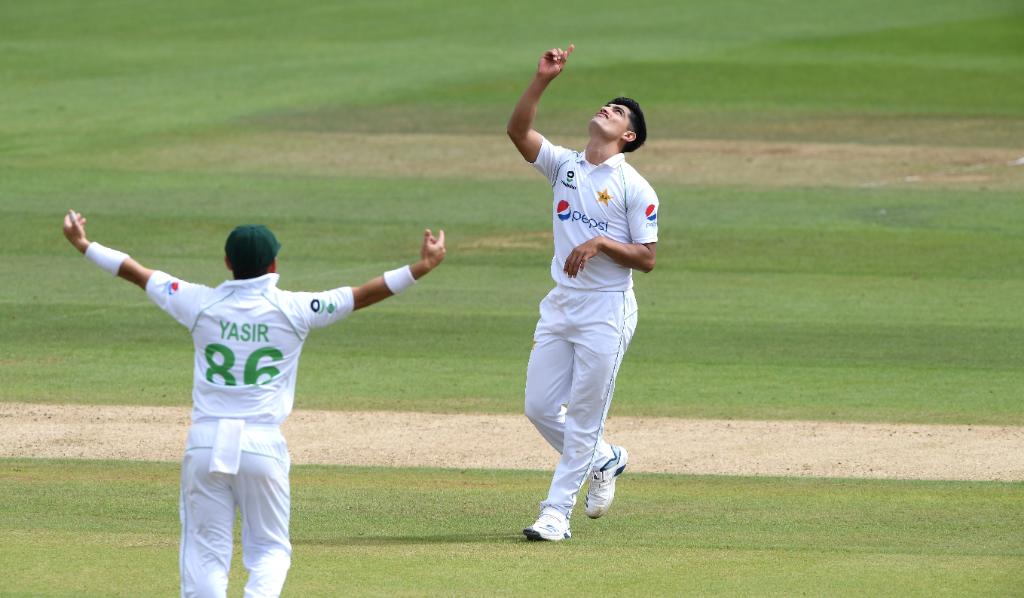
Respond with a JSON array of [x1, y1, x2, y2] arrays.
[[63, 210, 154, 290], [563, 238, 656, 278]]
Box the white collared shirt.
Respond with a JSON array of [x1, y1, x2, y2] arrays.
[[146, 272, 354, 424], [532, 137, 659, 291]]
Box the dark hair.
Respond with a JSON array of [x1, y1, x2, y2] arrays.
[[233, 264, 272, 280], [608, 97, 646, 153]]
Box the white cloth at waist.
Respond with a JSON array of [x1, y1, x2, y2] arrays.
[[185, 420, 288, 463]]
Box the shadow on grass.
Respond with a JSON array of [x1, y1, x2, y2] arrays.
[[296, 533, 519, 546]]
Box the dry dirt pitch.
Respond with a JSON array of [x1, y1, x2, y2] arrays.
[[3, 403, 1021, 481]]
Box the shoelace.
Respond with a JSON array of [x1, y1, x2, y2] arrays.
[[536, 513, 564, 531], [592, 466, 616, 485]]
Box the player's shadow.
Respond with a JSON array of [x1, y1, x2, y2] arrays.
[[296, 533, 516, 546]]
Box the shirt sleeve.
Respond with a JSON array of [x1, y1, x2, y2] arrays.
[[145, 270, 210, 329], [627, 177, 660, 244], [531, 137, 574, 186], [289, 286, 356, 332]]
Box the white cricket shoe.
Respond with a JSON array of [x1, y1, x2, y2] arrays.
[[523, 507, 571, 542], [585, 445, 629, 519]]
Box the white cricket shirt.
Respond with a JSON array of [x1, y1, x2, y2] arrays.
[[146, 272, 354, 425], [532, 137, 660, 291]]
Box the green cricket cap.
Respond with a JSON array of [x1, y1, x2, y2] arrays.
[[225, 224, 281, 279]]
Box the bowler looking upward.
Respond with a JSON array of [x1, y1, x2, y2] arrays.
[[507, 44, 660, 542]]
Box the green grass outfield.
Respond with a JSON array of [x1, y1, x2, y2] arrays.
[[2, 460, 1022, 597], [3, 1, 1024, 595]]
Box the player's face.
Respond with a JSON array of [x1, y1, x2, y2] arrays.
[[588, 103, 636, 147]]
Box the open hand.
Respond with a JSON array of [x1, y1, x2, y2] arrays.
[[420, 229, 446, 270], [63, 210, 90, 253]]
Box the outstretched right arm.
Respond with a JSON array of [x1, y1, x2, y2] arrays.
[[506, 44, 574, 163], [63, 210, 154, 290], [351, 228, 446, 311]]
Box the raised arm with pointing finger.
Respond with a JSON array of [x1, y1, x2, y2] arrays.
[[506, 44, 574, 162]]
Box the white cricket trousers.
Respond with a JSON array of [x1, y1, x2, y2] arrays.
[[180, 423, 292, 598], [525, 286, 638, 518]]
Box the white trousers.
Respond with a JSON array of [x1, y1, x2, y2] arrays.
[[525, 286, 637, 518], [180, 423, 292, 598]]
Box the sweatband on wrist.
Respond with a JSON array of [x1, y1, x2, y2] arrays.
[[383, 265, 416, 294], [85, 242, 130, 276]]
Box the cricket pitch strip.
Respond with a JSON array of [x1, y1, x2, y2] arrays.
[[2, 403, 1021, 481]]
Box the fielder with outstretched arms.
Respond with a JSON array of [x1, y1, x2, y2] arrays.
[[507, 44, 660, 541], [62, 210, 445, 597]]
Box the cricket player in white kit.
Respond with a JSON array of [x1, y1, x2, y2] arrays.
[[507, 45, 659, 541], [62, 212, 446, 596]]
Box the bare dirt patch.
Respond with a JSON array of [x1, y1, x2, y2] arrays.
[[86, 132, 1024, 191], [2, 403, 1021, 482], [459, 231, 552, 252]]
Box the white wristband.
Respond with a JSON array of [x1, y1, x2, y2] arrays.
[[85, 242, 130, 276], [383, 265, 416, 294]]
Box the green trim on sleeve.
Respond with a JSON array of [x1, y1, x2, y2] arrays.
[[619, 167, 628, 206], [552, 158, 572, 188], [261, 292, 305, 341], [190, 290, 236, 333]]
